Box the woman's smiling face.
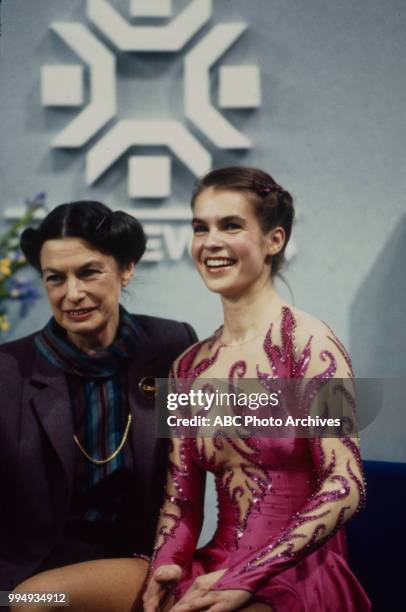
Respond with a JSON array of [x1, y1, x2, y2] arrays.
[[191, 188, 276, 298], [40, 237, 133, 349]]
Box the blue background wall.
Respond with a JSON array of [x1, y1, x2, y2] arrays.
[[1, 0, 405, 485]]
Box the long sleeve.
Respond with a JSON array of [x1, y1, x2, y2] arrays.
[[210, 330, 366, 594], [150, 435, 206, 573]]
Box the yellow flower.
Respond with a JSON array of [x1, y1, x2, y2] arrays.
[[0, 258, 12, 276], [0, 315, 10, 332]]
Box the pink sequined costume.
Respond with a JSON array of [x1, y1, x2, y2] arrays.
[[151, 307, 371, 611]]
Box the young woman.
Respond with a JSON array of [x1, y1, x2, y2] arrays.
[[1, 201, 197, 610], [143, 167, 370, 611]]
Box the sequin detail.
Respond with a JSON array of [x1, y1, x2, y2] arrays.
[[150, 306, 368, 603]]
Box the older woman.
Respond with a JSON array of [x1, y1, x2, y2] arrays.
[[0, 201, 197, 610]]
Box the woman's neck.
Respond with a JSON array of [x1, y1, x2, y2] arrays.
[[220, 283, 285, 345]]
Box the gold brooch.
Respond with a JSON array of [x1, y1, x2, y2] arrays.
[[139, 376, 157, 399]]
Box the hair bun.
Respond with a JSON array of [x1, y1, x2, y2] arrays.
[[20, 227, 43, 270], [104, 210, 146, 265]]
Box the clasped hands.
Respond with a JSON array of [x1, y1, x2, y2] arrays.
[[143, 564, 251, 612]]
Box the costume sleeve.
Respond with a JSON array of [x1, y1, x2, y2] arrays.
[[210, 331, 366, 595], [149, 436, 206, 573], [149, 339, 220, 574]]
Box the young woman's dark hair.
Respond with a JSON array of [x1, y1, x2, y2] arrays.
[[191, 166, 294, 276], [20, 200, 146, 272]]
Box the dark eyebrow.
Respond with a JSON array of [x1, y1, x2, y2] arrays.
[[42, 259, 105, 274], [78, 259, 105, 269], [191, 215, 246, 225], [220, 215, 246, 224], [42, 267, 65, 275]]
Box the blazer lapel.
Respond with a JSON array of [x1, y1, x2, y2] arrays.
[[29, 351, 75, 494], [127, 326, 161, 498]]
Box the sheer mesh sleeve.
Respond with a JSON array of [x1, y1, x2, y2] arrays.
[[210, 331, 366, 594], [149, 347, 212, 574], [149, 434, 206, 573]]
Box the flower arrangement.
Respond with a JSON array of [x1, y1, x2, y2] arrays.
[[0, 193, 46, 338]]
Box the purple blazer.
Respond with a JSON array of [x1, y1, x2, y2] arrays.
[[0, 315, 197, 590]]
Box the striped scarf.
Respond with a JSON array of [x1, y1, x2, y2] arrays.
[[35, 307, 139, 497]]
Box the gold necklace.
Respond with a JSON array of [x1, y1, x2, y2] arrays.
[[73, 414, 132, 465]]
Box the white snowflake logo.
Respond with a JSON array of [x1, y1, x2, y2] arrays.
[[40, 0, 261, 202]]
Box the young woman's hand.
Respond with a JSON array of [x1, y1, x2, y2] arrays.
[[143, 564, 182, 612], [170, 570, 252, 612]]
